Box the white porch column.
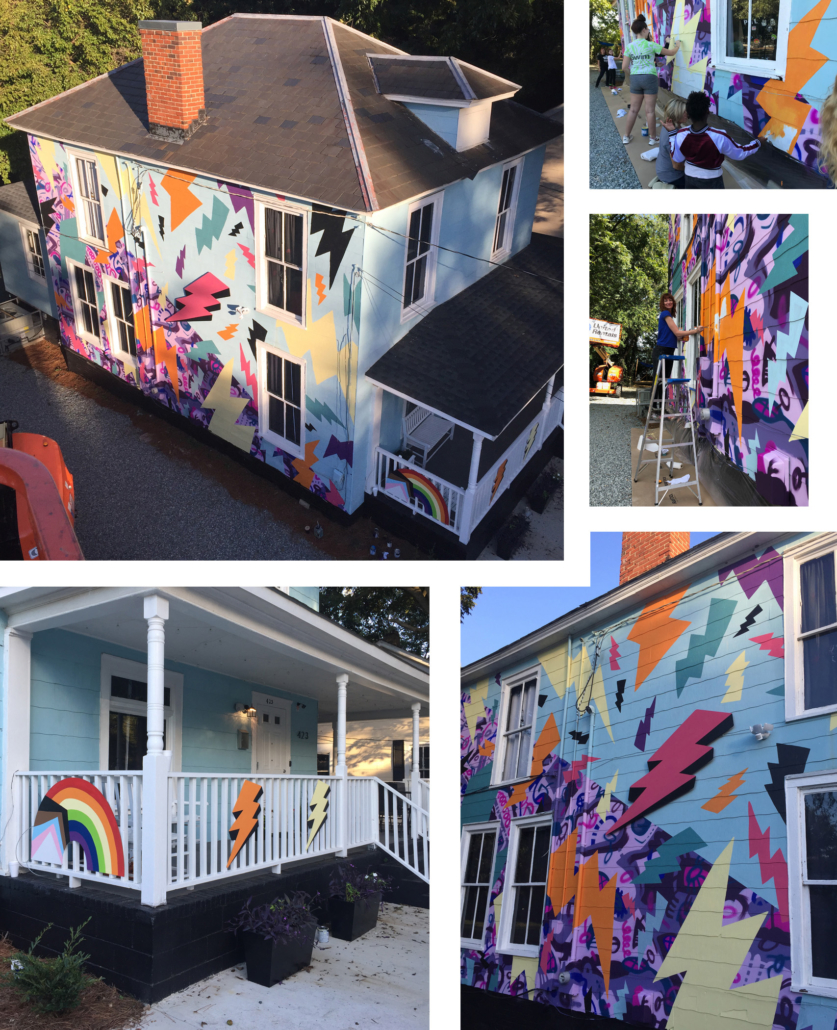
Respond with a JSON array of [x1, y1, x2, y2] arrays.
[[1, 628, 32, 877], [410, 702, 422, 800], [457, 432, 484, 546], [533, 374, 556, 452], [335, 673, 349, 857], [141, 596, 171, 907]]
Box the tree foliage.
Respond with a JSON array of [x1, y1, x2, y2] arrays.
[[589, 214, 669, 380], [590, 0, 620, 55], [319, 587, 429, 658], [460, 587, 482, 621]]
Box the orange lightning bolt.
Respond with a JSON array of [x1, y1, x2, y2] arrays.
[[306, 780, 331, 849], [218, 324, 238, 340], [227, 780, 263, 868], [702, 768, 747, 813], [628, 587, 690, 692], [315, 272, 327, 305], [491, 460, 508, 502]]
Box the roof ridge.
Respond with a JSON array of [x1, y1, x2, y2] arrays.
[[321, 17, 378, 212], [5, 57, 144, 127]]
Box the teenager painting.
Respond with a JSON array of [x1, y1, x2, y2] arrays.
[[669, 91, 761, 188], [621, 18, 681, 146]]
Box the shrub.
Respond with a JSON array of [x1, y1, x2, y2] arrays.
[[329, 864, 392, 904], [4, 920, 94, 1014], [226, 892, 319, 944]]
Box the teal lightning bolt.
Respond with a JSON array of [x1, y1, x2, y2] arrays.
[[306, 781, 331, 850], [227, 780, 263, 868], [674, 597, 737, 697], [195, 196, 229, 254]]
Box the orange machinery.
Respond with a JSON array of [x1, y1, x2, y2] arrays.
[[589, 318, 624, 398]]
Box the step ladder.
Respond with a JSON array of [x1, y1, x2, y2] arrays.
[[634, 348, 702, 506]]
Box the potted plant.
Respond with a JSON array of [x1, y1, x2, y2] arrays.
[[226, 892, 319, 987], [495, 512, 530, 560], [526, 470, 561, 514], [328, 865, 392, 941]]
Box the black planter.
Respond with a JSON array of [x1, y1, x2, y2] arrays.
[[495, 514, 530, 560], [242, 923, 317, 987], [329, 893, 382, 941]]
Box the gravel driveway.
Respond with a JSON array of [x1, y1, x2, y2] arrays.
[[1, 356, 327, 560], [590, 71, 642, 190], [590, 396, 642, 506]]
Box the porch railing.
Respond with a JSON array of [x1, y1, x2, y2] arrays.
[[469, 408, 543, 531], [373, 447, 465, 535]]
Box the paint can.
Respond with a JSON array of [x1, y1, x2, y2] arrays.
[[641, 127, 649, 137], [317, 926, 330, 945]]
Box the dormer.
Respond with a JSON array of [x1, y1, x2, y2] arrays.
[[367, 54, 519, 152]]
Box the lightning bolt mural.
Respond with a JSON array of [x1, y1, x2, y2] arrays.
[[702, 769, 748, 813], [195, 196, 229, 254], [310, 205, 357, 288], [523, 423, 538, 459], [224, 249, 236, 281], [306, 780, 331, 849], [595, 769, 619, 819], [165, 273, 230, 323], [227, 780, 263, 867], [229, 221, 244, 237], [491, 461, 508, 502], [718, 547, 783, 609], [148, 174, 159, 206], [609, 637, 621, 671], [564, 754, 598, 784], [674, 597, 737, 696], [247, 319, 268, 358], [238, 244, 256, 269], [747, 802, 789, 929], [609, 710, 734, 835], [218, 324, 238, 340], [722, 651, 749, 703], [315, 272, 327, 305], [463, 680, 489, 742], [323, 436, 353, 465], [750, 633, 785, 659], [202, 360, 255, 451], [615, 679, 625, 712], [238, 343, 258, 400], [531, 713, 560, 773], [654, 840, 783, 1030], [633, 827, 707, 884], [627, 587, 690, 692], [305, 397, 342, 427], [175, 246, 187, 279], [735, 605, 763, 637], [765, 743, 809, 821], [161, 170, 202, 230], [633, 697, 656, 752], [569, 641, 614, 741], [292, 441, 320, 489], [158, 215, 165, 240], [569, 729, 589, 745]]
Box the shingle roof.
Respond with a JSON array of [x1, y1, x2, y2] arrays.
[[364, 232, 563, 439], [5, 15, 560, 214], [0, 179, 40, 223], [367, 55, 516, 103]]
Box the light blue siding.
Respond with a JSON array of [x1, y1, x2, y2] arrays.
[[288, 587, 320, 612], [402, 103, 461, 148], [0, 210, 55, 315]]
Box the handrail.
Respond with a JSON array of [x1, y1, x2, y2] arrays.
[[370, 776, 429, 883]]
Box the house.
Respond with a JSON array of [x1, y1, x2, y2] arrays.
[[615, 0, 837, 187], [460, 531, 837, 1030], [669, 213, 808, 506], [2, 15, 563, 558], [0, 585, 429, 1002]]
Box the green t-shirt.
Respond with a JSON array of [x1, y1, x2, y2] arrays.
[[626, 38, 663, 76]]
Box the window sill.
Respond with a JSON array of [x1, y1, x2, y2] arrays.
[[490, 248, 511, 264], [256, 304, 306, 330], [78, 235, 106, 250], [791, 983, 837, 1000], [260, 428, 304, 460], [400, 298, 438, 325], [497, 944, 540, 959], [461, 939, 486, 952], [785, 703, 837, 722], [26, 270, 46, 284], [490, 775, 537, 791], [711, 58, 785, 81]]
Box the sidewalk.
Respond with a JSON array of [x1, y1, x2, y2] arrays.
[[534, 104, 563, 237]]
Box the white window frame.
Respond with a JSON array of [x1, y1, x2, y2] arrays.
[[102, 273, 137, 361], [254, 199, 307, 328], [256, 340, 306, 459], [460, 821, 499, 950], [19, 222, 46, 282], [98, 653, 183, 771], [491, 158, 523, 262], [786, 768, 837, 997], [67, 257, 101, 344], [496, 814, 550, 958], [678, 215, 692, 260], [684, 266, 701, 381], [491, 665, 541, 787], [68, 149, 106, 246], [712, 0, 790, 81], [400, 191, 444, 324], [784, 534, 837, 722]]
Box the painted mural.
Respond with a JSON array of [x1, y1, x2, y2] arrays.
[[28, 135, 362, 513], [461, 538, 837, 1029], [630, 0, 837, 182], [670, 213, 808, 506]]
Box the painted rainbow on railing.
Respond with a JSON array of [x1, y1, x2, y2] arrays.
[[398, 468, 450, 525], [32, 778, 125, 877]]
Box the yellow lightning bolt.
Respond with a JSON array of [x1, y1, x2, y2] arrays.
[[524, 423, 539, 459], [306, 780, 331, 850], [722, 651, 749, 703], [227, 780, 263, 868], [225, 249, 237, 280], [596, 769, 619, 819]]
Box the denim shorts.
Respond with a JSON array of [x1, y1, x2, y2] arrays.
[[630, 73, 659, 95]]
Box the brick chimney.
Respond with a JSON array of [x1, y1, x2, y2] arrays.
[[139, 21, 206, 143], [620, 532, 689, 584]]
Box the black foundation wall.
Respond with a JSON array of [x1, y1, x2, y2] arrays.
[[0, 846, 424, 1003], [462, 985, 626, 1030]]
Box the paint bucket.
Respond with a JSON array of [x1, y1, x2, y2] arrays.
[[317, 926, 330, 945], [641, 127, 649, 137]]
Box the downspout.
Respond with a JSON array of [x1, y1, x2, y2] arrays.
[[568, 705, 596, 994]]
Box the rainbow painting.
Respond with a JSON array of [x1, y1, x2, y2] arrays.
[[398, 468, 450, 525], [32, 778, 125, 877]]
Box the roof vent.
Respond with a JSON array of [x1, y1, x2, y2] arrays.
[[139, 20, 207, 143]]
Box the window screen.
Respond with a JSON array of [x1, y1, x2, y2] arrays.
[[493, 165, 517, 254]]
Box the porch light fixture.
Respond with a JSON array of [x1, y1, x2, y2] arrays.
[[749, 723, 773, 741], [234, 703, 257, 718]]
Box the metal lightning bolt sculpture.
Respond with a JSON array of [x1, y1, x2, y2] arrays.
[[227, 780, 263, 868], [306, 781, 331, 850]]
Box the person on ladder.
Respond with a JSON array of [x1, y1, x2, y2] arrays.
[[653, 292, 704, 401]]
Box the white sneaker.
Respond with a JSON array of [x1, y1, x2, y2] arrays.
[[622, 135, 632, 144]]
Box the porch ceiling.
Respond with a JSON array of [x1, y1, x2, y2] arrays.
[[364, 232, 563, 439], [0, 587, 428, 722]]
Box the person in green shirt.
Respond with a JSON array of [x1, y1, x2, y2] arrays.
[[621, 18, 681, 146]]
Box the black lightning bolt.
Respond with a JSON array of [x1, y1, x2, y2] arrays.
[[734, 604, 763, 637], [538, 694, 548, 707], [247, 319, 268, 358], [569, 730, 589, 744], [229, 221, 244, 237], [158, 215, 165, 240], [101, 185, 109, 196], [765, 743, 809, 821], [310, 205, 356, 288], [615, 679, 626, 712], [305, 422, 315, 432]]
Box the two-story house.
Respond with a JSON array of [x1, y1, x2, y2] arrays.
[[461, 531, 837, 1030], [2, 15, 563, 558]]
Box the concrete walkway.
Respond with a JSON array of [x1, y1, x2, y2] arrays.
[[534, 105, 563, 238], [139, 904, 428, 1030]]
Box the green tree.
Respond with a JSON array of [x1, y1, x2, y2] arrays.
[[590, 0, 620, 58], [319, 587, 429, 658], [589, 214, 669, 381], [460, 587, 482, 621]]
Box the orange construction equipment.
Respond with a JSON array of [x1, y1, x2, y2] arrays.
[[0, 421, 83, 560], [590, 363, 624, 398]]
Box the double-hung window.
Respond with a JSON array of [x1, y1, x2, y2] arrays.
[[20, 224, 45, 281], [494, 669, 539, 784], [785, 537, 837, 720], [460, 825, 498, 947], [257, 343, 305, 457], [105, 277, 137, 359], [72, 154, 105, 245], [419, 744, 430, 779], [497, 816, 550, 955], [257, 202, 306, 324], [68, 260, 100, 341], [402, 193, 442, 320], [492, 160, 522, 259], [787, 771, 837, 996], [713, 0, 789, 79]]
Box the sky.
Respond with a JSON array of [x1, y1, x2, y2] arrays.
[[461, 532, 720, 666]]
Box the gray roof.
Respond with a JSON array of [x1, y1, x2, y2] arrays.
[[368, 55, 516, 102], [5, 16, 560, 214], [0, 179, 40, 223], [365, 232, 563, 438]]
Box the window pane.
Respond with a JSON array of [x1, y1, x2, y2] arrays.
[[515, 728, 532, 778], [504, 166, 517, 211], [419, 203, 433, 255], [804, 630, 837, 710], [118, 322, 129, 353], [461, 883, 480, 938], [267, 351, 283, 397], [81, 303, 93, 336], [83, 269, 95, 303], [478, 831, 496, 882], [526, 885, 544, 946], [267, 260, 284, 309], [407, 209, 421, 263], [284, 213, 302, 267], [510, 884, 531, 945], [269, 395, 285, 437], [515, 826, 534, 882], [412, 255, 427, 303], [111, 282, 123, 321], [464, 832, 484, 883], [265, 208, 282, 260], [809, 885, 837, 979], [805, 791, 837, 879], [127, 323, 136, 358], [494, 211, 507, 253], [727, 0, 750, 58], [521, 681, 536, 727], [506, 684, 522, 731], [77, 159, 90, 199], [471, 885, 489, 941], [74, 265, 86, 300], [500, 168, 511, 212], [286, 266, 303, 317], [502, 732, 520, 781], [403, 262, 415, 309], [531, 825, 550, 883], [801, 554, 836, 633], [750, 0, 779, 62], [111, 676, 170, 706], [109, 711, 147, 770], [285, 404, 301, 446]]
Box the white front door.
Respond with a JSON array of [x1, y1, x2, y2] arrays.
[[254, 696, 291, 774]]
